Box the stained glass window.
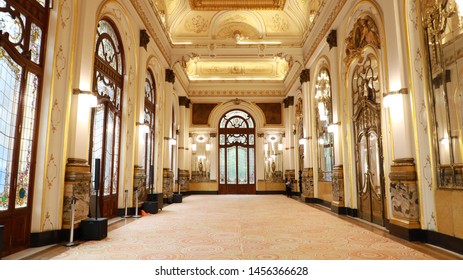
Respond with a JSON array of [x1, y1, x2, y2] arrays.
[[144, 70, 156, 190], [0, 0, 48, 214], [90, 18, 124, 215], [218, 110, 255, 191]]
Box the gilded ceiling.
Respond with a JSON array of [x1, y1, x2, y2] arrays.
[[141, 0, 324, 87]]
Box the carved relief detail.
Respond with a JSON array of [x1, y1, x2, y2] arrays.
[[271, 14, 289, 31], [185, 15, 209, 33], [344, 16, 381, 66]]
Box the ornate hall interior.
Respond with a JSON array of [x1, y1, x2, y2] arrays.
[[0, 0, 463, 259]]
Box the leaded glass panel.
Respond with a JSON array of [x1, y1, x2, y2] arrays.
[[238, 146, 247, 184], [0, 47, 22, 211], [0, 11, 24, 45], [104, 111, 115, 196], [91, 106, 104, 189], [112, 115, 120, 195], [36, 0, 46, 7], [96, 20, 122, 75], [219, 147, 225, 184], [249, 148, 255, 184], [29, 23, 42, 64], [227, 147, 236, 184], [15, 72, 38, 208]]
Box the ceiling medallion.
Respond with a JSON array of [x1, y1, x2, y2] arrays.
[[189, 0, 287, 11]]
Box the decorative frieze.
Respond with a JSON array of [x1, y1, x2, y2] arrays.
[[332, 165, 344, 207], [389, 158, 420, 226], [133, 166, 146, 205], [163, 168, 174, 199], [178, 169, 190, 192], [302, 168, 314, 198]]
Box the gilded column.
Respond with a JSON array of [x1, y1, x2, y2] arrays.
[[388, 158, 420, 240], [162, 69, 175, 201], [300, 69, 315, 201], [284, 96, 295, 184], [63, 159, 92, 228]]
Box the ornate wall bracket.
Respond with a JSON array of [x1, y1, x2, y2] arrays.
[[63, 158, 92, 229], [389, 158, 420, 228]]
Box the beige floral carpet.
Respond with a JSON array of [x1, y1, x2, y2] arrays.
[[51, 195, 434, 260]]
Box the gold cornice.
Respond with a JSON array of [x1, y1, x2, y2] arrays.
[[130, 0, 171, 64], [303, 0, 347, 65], [189, 0, 286, 11], [189, 89, 285, 97]]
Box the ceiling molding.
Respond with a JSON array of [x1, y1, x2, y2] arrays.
[[188, 0, 287, 11]]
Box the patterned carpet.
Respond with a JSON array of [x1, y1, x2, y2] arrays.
[[51, 195, 435, 260]]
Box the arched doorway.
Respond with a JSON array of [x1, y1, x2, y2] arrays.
[[352, 53, 386, 226], [218, 110, 256, 194]]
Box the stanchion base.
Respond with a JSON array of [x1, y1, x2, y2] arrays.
[[65, 241, 79, 247], [122, 215, 131, 218], [132, 215, 141, 218]]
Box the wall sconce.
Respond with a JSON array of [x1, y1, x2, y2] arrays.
[[328, 122, 340, 133], [278, 143, 283, 151], [191, 143, 197, 152], [292, 124, 296, 135], [176, 124, 180, 135], [298, 138, 305, 145], [136, 121, 150, 134], [169, 138, 177, 146], [205, 143, 211, 151], [73, 89, 98, 107], [383, 88, 408, 108], [264, 143, 269, 152]]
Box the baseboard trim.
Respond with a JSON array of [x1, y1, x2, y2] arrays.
[[256, 191, 285, 195], [331, 205, 347, 215], [388, 223, 424, 242], [185, 191, 219, 195]]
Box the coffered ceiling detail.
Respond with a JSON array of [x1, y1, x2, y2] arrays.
[[136, 0, 328, 93]]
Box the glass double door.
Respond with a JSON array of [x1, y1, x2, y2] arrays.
[[354, 103, 385, 226], [218, 111, 256, 194]]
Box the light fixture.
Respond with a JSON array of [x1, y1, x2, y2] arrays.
[[205, 143, 211, 151], [169, 138, 177, 146], [191, 143, 197, 152], [298, 138, 305, 145], [278, 143, 283, 151], [73, 89, 98, 107], [292, 124, 296, 135], [383, 88, 408, 108], [328, 122, 341, 133], [136, 121, 150, 134]]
